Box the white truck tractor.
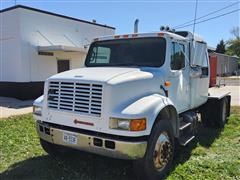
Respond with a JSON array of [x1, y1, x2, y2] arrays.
[[33, 30, 231, 180]]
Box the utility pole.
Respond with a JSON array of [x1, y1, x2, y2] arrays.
[[192, 0, 198, 36], [14, 0, 17, 6]]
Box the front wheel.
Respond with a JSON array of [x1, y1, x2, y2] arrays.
[[133, 120, 174, 180]]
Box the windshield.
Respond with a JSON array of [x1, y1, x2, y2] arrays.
[[85, 37, 166, 67]]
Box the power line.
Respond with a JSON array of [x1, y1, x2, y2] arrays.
[[175, 8, 240, 29], [173, 1, 239, 29]]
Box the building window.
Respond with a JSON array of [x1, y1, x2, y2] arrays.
[[38, 51, 54, 56], [171, 42, 185, 70], [57, 60, 70, 73]]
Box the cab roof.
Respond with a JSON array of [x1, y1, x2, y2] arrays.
[[95, 31, 205, 43], [95, 31, 185, 41]]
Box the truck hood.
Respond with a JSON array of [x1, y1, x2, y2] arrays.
[[48, 67, 153, 84]]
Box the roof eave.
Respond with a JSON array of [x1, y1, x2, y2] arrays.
[[0, 5, 115, 30]]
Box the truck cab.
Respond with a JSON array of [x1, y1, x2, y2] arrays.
[[33, 30, 230, 180]]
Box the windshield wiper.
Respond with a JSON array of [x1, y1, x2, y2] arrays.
[[111, 63, 141, 67], [87, 62, 159, 67], [111, 63, 159, 67]]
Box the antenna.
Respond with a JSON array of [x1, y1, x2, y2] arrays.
[[191, 0, 199, 67], [192, 0, 198, 38]]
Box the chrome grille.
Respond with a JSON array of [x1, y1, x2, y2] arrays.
[[47, 81, 103, 116]]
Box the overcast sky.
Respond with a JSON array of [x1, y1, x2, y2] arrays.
[[1, 0, 239, 47]]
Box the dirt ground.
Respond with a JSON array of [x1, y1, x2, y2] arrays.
[[216, 77, 240, 106]]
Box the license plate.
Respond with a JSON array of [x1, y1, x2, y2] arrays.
[[63, 132, 77, 145]]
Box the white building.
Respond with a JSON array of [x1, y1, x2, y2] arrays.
[[0, 5, 115, 99]]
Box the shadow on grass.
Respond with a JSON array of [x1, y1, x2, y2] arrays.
[[0, 126, 222, 180], [0, 150, 134, 180], [170, 124, 222, 175]]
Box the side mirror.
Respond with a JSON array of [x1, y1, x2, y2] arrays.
[[191, 42, 207, 67]]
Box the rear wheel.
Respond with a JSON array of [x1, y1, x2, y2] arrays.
[[200, 97, 229, 128], [216, 97, 228, 128], [133, 120, 174, 180]]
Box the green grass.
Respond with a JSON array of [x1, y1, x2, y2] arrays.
[[0, 107, 240, 180]]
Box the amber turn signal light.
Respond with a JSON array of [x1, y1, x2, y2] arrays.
[[164, 81, 171, 87], [130, 118, 146, 131]]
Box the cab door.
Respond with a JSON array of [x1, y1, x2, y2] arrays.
[[167, 41, 190, 113]]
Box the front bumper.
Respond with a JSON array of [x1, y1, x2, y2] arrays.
[[36, 121, 147, 159]]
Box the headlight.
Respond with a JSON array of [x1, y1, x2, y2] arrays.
[[109, 118, 146, 131], [33, 105, 42, 116]]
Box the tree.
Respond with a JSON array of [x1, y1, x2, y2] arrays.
[[216, 39, 226, 53], [226, 27, 240, 57], [230, 27, 240, 39]]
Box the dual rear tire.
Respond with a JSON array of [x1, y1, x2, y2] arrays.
[[201, 96, 231, 128]]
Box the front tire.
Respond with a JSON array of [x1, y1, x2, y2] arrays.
[[133, 120, 174, 180]]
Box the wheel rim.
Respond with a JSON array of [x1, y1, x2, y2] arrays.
[[153, 132, 172, 171], [222, 100, 227, 123]]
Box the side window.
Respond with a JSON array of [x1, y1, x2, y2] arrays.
[[171, 42, 185, 70], [90, 47, 111, 64]]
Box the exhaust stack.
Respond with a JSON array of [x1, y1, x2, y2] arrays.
[[134, 19, 139, 33]]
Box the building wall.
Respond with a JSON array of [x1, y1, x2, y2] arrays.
[[19, 8, 114, 82], [215, 53, 238, 76], [0, 8, 22, 82], [228, 56, 239, 74], [0, 7, 114, 99], [0, 7, 115, 83]]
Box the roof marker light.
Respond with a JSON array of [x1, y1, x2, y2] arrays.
[[114, 35, 120, 39], [158, 32, 164, 37], [123, 35, 129, 38]]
